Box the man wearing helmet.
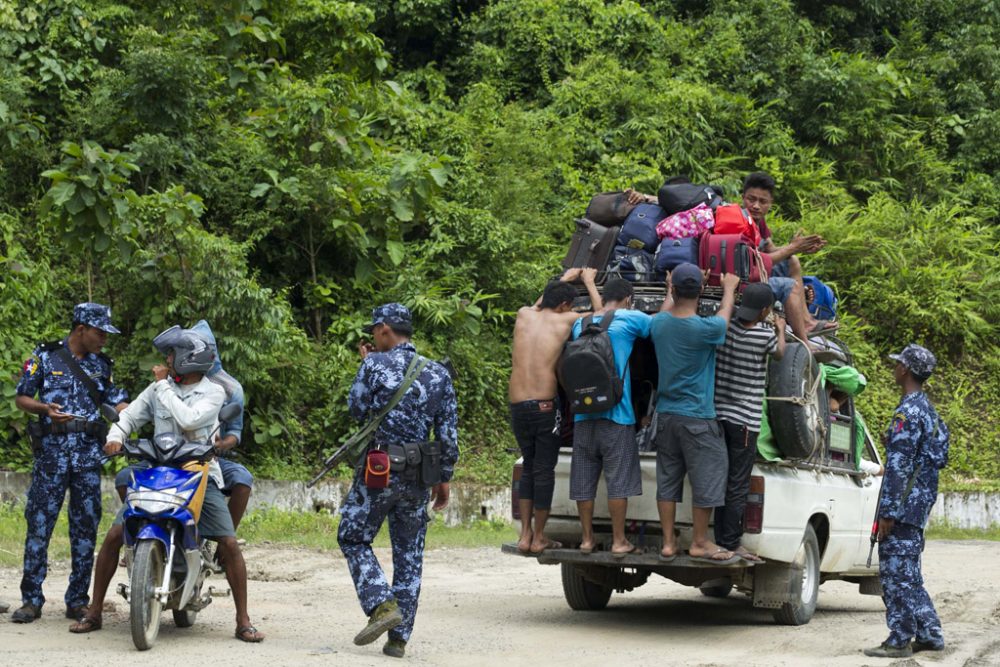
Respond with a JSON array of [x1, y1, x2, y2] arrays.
[[69, 327, 264, 643]]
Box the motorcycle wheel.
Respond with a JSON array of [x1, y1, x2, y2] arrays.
[[130, 540, 165, 650]]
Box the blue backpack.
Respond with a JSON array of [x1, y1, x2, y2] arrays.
[[803, 276, 837, 320], [618, 203, 664, 253], [609, 245, 655, 282]]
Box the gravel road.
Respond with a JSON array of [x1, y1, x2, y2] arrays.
[[2, 540, 998, 666]]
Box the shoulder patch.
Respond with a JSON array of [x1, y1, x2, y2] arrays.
[[98, 352, 115, 366], [39, 340, 64, 352], [893, 411, 907, 433], [23, 356, 40, 376]]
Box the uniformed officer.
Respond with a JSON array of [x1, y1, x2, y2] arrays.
[[12, 302, 128, 623], [338, 303, 458, 659], [864, 344, 950, 658]]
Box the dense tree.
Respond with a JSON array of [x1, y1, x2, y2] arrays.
[[1, 0, 997, 484]]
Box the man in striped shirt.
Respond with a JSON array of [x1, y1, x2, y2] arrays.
[[714, 283, 786, 561]]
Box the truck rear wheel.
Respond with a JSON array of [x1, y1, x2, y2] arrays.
[[561, 563, 613, 611], [772, 524, 820, 625], [767, 342, 829, 459], [699, 579, 733, 598]]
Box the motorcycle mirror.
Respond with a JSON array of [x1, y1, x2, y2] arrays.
[[217, 402, 241, 423], [100, 403, 120, 423]]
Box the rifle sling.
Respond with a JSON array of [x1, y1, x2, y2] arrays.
[[54, 347, 104, 412], [345, 354, 429, 462]]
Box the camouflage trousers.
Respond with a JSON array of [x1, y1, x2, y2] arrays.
[[878, 528, 943, 648], [21, 460, 102, 608], [338, 473, 430, 642]]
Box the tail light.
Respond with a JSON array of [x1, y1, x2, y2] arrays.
[[744, 475, 764, 534], [511, 463, 523, 521]]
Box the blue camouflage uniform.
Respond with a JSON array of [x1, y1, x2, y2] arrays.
[[15, 303, 128, 610], [878, 344, 950, 649], [338, 303, 459, 645]]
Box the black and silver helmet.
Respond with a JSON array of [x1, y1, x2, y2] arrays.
[[152, 325, 216, 375]]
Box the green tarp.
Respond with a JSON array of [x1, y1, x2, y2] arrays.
[[757, 363, 868, 466]]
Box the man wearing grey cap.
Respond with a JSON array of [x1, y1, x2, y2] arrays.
[[864, 344, 950, 658], [12, 302, 129, 623]]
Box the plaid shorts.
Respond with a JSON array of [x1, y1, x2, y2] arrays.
[[569, 419, 642, 501]]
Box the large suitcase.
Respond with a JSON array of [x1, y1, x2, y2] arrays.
[[563, 219, 620, 270], [698, 231, 772, 287]]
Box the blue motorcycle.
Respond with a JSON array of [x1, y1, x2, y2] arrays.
[[117, 403, 238, 650]]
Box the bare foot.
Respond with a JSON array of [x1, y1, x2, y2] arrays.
[[529, 538, 563, 555], [660, 544, 678, 559], [734, 546, 763, 562], [611, 541, 637, 557], [517, 532, 533, 554], [579, 539, 596, 554], [688, 541, 730, 559]]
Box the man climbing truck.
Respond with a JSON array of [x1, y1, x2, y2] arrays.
[[503, 279, 884, 625]]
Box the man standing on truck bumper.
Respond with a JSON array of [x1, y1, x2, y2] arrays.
[[510, 268, 602, 554], [864, 344, 950, 659], [650, 265, 742, 563], [569, 278, 651, 557], [339, 303, 459, 659]]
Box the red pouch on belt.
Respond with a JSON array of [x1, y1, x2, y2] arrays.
[[364, 449, 390, 489]]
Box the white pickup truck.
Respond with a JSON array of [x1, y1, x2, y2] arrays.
[[503, 284, 884, 625]]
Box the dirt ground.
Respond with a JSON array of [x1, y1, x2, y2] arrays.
[[1, 540, 998, 667]]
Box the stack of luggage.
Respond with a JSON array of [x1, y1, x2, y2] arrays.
[[565, 183, 772, 290]]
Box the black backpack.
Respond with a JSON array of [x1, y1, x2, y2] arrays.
[[557, 311, 624, 414], [657, 183, 725, 216]]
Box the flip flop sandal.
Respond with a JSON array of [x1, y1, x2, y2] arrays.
[[529, 540, 563, 555], [809, 320, 840, 336], [235, 625, 264, 643], [688, 548, 741, 565], [612, 544, 639, 559], [69, 616, 102, 634], [579, 544, 595, 555], [658, 552, 677, 563]]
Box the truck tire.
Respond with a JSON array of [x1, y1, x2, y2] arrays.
[[561, 563, 613, 611], [772, 524, 820, 626], [699, 579, 733, 598], [767, 342, 829, 459]]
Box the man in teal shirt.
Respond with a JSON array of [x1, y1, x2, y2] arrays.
[[650, 264, 742, 564], [569, 278, 651, 557]]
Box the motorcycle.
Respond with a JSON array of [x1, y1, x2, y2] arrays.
[[114, 402, 239, 650]]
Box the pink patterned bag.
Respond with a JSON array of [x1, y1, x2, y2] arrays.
[[655, 203, 715, 240]]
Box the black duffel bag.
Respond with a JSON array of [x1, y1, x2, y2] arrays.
[[585, 191, 637, 226], [657, 183, 725, 216]]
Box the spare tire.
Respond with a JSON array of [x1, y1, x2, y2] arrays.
[[767, 342, 829, 459]]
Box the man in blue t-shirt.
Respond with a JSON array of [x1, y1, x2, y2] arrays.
[[569, 278, 652, 557], [650, 264, 742, 564]]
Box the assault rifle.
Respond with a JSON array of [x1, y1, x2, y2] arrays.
[[307, 354, 428, 488]]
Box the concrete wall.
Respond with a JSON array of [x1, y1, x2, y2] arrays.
[[1, 471, 996, 529]]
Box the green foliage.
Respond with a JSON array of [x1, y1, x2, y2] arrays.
[[1, 0, 999, 488]]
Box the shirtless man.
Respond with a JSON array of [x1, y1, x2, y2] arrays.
[[509, 267, 602, 554]]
